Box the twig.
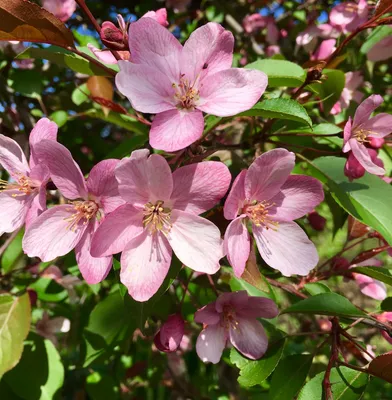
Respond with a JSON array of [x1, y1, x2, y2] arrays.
[[336, 360, 368, 373], [265, 277, 307, 299], [323, 318, 340, 400]]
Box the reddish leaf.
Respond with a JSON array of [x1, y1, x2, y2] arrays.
[[90, 97, 127, 115], [0, 0, 74, 48], [348, 216, 370, 240], [87, 76, 114, 117], [368, 351, 392, 383]]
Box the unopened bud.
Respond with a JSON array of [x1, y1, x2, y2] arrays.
[[369, 136, 385, 149], [100, 16, 129, 51], [308, 210, 326, 231], [154, 314, 185, 353]]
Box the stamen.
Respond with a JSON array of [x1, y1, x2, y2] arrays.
[[173, 74, 200, 110], [143, 200, 172, 234], [64, 200, 99, 231], [245, 200, 279, 231], [354, 128, 378, 144], [0, 174, 39, 197]]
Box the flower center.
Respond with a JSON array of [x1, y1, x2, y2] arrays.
[[244, 200, 279, 230], [173, 74, 200, 110], [0, 174, 39, 196], [143, 200, 172, 234], [64, 200, 99, 231], [353, 128, 377, 144], [222, 305, 238, 330]]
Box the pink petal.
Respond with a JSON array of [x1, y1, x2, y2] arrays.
[[223, 216, 251, 278], [75, 220, 112, 284], [224, 170, 247, 220], [355, 257, 383, 267], [150, 109, 204, 152], [253, 221, 318, 276], [269, 175, 324, 221], [0, 134, 29, 177], [142, 8, 169, 27], [90, 204, 143, 257], [171, 161, 231, 214], [115, 61, 175, 114], [215, 291, 249, 312], [229, 316, 268, 360], [25, 185, 46, 229], [116, 153, 173, 207], [29, 163, 49, 183], [311, 39, 336, 60], [167, 209, 223, 274], [22, 205, 88, 261], [237, 297, 279, 319], [198, 68, 268, 116], [245, 149, 295, 202], [346, 71, 364, 92], [120, 230, 172, 302], [360, 113, 392, 138], [0, 191, 31, 235], [194, 303, 220, 325], [354, 273, 387, 301], [34, 140, 88, 200], [87, 44, 118, 64], [181, 22, 234, 83], [128, 18, 182, 83], [349, 138, 385, 176], [196, 324, 226, 364], [29, 118, 58, 168], [367, 36, 392, 62], [156, 314, 185, 352], [343, 117, 353, 151], [353, 94, 383, 128]]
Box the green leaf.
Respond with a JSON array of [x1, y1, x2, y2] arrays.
[[239, 98, 312, 127], [298, 366, 368, 400], [360, 25, 392, 55], [86, 372, 120, 400], [309, 69, 345, 114], [282, 293, 366, 318], [304, 282, 331, 296], [1, 229, 24, 274], [0, 294, 31, 378], [50, 111, 67, 128], [269, 354, 313, 400], [17, 46, 116, 76], [229, 276, 271, 299], [8, 69, 44, 99], [350, 266, 392, 286], [381, 297, 392, 311], [275, 122, 342, 135], [71, 84, 90, 106], [4, 333, 64, 400], [106, 135, 147, 159], [306, 156, 392, 246], [230, 321, 285, 387], [203, 115, 223, 134], [246, 59, 306, 87], [29, 278, 68, 303]]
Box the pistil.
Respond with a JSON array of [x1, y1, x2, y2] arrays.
[[143, 200, 172, 234], [244, 200, 279, 230]]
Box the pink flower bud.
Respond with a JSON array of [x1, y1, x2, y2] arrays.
[[377, 312, 392, 344], [369, 136, 385, 149], [27, 289, 37, 307], [154, 314, 185, 353], [332, 257, 350, 271], [344, 152, 366, 181], [318, 318, 332, 332], [308, 210, 326, 231], [100, 19, 128, 51]]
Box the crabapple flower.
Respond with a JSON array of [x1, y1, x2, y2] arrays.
[[22, 140, 124, 284], [329, 0, 368, 33], [0, 118, 58, 236], [311, 39, 336, 61], [90, 150, 231, 301], [195, 291, 279, 363], [41, 0, 76, 22], [143, 8, 169, 27], [344, 148, 384, 181], [331, 71, 364, 115], [296, 24, 338, 52], [343, 95, 392, 175], [154, 314, 185, 352], [223, 149, 324, 278], [367, 34, 392, 62], [116, 19, 268, 151], [378, 312, 392, 344]]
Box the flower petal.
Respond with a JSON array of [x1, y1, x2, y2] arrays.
[[269, 175, 324, 221], [237, 297, 279, 319], [171, 161, 231, 214], [343, 117, 353, 151], [0, 191, 31, 235], [245, 148, 295, 202], [354, 273, 387, 301], [198, 68, 268, 116], [115, 61, 175, 113], [224, 170, 247, 220], [215, 291, 249, 312], [116, 153, 173, 206], [367, 36, 392, 62], [22, 205, 87, 261], [150, 109, 204, 152], [168, 210, 223, 274], [196, 324, 226, 364], [29, 118, 58, 168], [223, 217, 251, 278], [253, 221, 318, 276], [90, 204, 143, 257], [353, 94, 383, 128], [229, 317, 268, 360], [75, 220, 112, 284], [194, 303, 220, 325], [87, 44, 118, 64], [0, 134, 29, 177], [128, 18, 182, 83], [34, 140, 88, 200], [360, 113, 392, 138], [350, 138, 385, 175], [25, 185, 46, 229], [120, 230, 172, 302], [181, 22, 234, 83]]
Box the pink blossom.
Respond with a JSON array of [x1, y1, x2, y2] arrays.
[[41, 0, 76, 22], [311, 39, 336, 60], [0, 118, 57, 236], [223, 149, 324, 277], [195, 291, 279, 363], [378, 312, 392, 344], [154, 314, 185, 352], [344, 148, 384, 180], [367, 35, 392, 62], [296, 24, 338, 52], [331, 71, 364, 115], [87, 44, 129, 65], [116, 19, 268, 151], [143, 8, 169, 27], [329, 0, 368, 33], [266, 45, 281, 57], [22, 141, 124, 285], [243, 14, 267, 33], [90, 150, 231, 301], [342, 95, 392, 176]]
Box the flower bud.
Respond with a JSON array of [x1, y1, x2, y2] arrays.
[[344, 152, 365, 180], [369, 136, 385, 149], [100, 15, 129, 51], [308, 210, 326, 231], [154, 314, 185, 353], [332, 257, 350, 272], [377, 312, 392, 344]]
